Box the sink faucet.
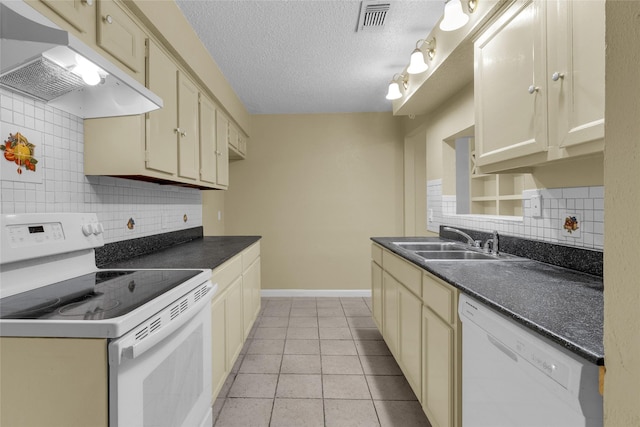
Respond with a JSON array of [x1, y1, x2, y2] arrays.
[[483, 230, 500, 255], [442, 227, 481, 247]]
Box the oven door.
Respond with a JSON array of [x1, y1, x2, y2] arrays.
[[108, 282, 214, 427]]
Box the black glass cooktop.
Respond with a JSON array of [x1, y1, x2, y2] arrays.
[[0, 270, 201, 320]]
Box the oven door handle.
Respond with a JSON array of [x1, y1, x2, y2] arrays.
[[119, 282, 215, 362]]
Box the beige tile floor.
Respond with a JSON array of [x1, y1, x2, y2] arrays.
[[212, 297, 432, 427]]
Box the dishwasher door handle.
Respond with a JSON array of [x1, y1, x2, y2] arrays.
[[487, 334, 518, 362]]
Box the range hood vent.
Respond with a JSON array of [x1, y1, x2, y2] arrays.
[[0, 57, 85, 101], [0, 1, 162, 118], [357, 1, 391, 32]]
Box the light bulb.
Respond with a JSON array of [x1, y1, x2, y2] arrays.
[[440, 0, 469, 31], [407, 49, 429, 74], [386, 81, 402, 100], [81, 69, 101, 86], [73, 54, 105, 86]]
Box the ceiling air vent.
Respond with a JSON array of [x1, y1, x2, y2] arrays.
[[357, 1, 391, 32]]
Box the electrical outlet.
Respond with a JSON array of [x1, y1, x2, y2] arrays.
[[531, 195, 542, 217]]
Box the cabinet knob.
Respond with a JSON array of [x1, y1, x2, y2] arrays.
[[528, 85, 540, 94], [103, 15, 113, 24], [82, 0, 94, 6], [174, 127, 181, 134], [180, 131, 187, 137], [551, 72, 565, 82]]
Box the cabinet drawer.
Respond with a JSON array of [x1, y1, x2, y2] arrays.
[[383, 251, 421, 297], [242, 241, 261, 270], [371, 244, 383, 265], [211, 254, 242, 293], [423, 273, 455, 324]]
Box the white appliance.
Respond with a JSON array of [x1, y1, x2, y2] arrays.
[[459, 294, 603, 427], [0, 0, 162, 118], [0, 213, 216, 427]]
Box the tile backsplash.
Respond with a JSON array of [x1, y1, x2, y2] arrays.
[[427, 179, 604, 251], [0, 89, 202, 244]]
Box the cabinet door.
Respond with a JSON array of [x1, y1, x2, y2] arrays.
[[215, 111, 230, 187], [371, 261, 383, 330], [399, 286, 422, 401], [423, 307, 454, 427], [226, 277, 244, 368], [548, 0, 604, 150], [199, 94, 217, 185], [228, 124, 239, 150], [242, 257, 261, 339], [382, 272, 399, 357], [0, 337, 108, 427], [211, 294, 227, 402], [96, 0, 145, 79], [146, 41, 177, 175], [40, 0, 95, 34], [177, 72, 199, 181], [474, 0, 547, 167]]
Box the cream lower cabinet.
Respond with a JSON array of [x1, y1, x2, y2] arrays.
[[422, 273, 461, 427], [211, 242, 261, 403], [242, 242, 261, 339], [474, 0, 604, 173], [371, 258, 383, 330], [373, 244, 461, 427], [0, 337, 108, 427], [380, 247, 423, 401]]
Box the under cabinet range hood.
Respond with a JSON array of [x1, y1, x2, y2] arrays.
[[0, 0, 162, 118]]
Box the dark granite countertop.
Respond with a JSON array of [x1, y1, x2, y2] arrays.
[[103, 236, 261, 270], [371, 236, 604, 365]]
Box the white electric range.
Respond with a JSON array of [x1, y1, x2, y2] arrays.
[[0, 213, 217, 427]]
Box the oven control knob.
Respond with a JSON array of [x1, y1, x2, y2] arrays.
[[82, 223, 95, 236], [93, 223, 104, 235]]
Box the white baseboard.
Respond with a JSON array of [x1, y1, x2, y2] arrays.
[[261, 289, 372, 298]]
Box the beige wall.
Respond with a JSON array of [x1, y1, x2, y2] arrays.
[[603, 1, 640, 425], [217, 113, 404, 290], [202, 190, 225, 236], [425, 84, 475, 193]]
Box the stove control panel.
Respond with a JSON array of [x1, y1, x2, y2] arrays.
[[1, 213, 105, 265]]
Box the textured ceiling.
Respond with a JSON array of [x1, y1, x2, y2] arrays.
[[175, 0, 444, 114]]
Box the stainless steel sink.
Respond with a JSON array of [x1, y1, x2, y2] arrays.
[[413, 250, 523, 261], [392, 242, 465, 251]]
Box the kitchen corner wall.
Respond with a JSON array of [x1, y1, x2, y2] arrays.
[[0, 89, 202, 244], [427, 179, 604, 250]]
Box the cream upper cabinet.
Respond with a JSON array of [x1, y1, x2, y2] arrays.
[[215, 110, 230, 187], [96, 0, 146, 81], [547, 0, 605, 152], [38, 0, 95, 35], [474, 0, 604, 173], [146, 40, 178, 176], [474, 0, 547, 170], [85, 39, 229, 189], [177, 71, 200, 181], [199, 95, 218, 185]]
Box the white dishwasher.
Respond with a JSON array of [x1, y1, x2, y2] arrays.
[[458, 294, 602, 427]]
